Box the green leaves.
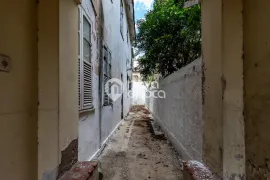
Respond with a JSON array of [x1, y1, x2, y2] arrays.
[[136, 0, 201, 79]]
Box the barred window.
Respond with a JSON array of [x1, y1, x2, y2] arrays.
[[103, 46, 112, 106]]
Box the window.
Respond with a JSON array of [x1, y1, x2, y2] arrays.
[[127, 75, 132, 91], [127, 29, 129, 43], [103, 46, 112, 106], [129, 81, 132, 90], [78, 8, 94, 111], [120, 0, 124, 39]]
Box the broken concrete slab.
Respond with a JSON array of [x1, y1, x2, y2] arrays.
[[150, 120, 164, 138]]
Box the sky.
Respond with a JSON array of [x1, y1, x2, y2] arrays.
[[133, 0, 154, 59], [134, 0, 154, 22]]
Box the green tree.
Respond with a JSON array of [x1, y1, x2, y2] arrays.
[[136, 0, 201, 80]]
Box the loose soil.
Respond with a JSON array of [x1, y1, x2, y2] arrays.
[[99, 106, 183, 180]]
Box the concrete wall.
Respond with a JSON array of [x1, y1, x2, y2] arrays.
[[244, 0, 270, 179], [146, 58, 203, 160], [0, 1, 38, 180]]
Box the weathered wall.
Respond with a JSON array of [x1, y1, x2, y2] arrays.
[[146, 58, 203, 160], [0, 1, 38, 180], [79, 0, 133, 161], [38, 0, 79, 179], [244, 0, 270, 179], [59, 0, 79, 153], [100, 0, 132, 144], [201, 0, 223, 176], [78, 0, 101, 161], [222, 0, 245, 179]]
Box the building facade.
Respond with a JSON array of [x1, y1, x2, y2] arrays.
[[0, 0, 135, 180], [78, 0, 134, 162]]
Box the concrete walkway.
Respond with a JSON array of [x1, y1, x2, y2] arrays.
[[99, 106, 183, 180]]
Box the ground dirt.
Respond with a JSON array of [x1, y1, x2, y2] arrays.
[[99, 105, 183, 180]]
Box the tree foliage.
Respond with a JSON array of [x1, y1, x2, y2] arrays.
[[136, 0, 201, 79]]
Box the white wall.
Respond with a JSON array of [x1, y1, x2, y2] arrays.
[[133, 81, 146, 105], [79, 0, 133, 161], [78, 0, 100, 161], [101, 0, 132, 144], [146, 58, 203, 160]]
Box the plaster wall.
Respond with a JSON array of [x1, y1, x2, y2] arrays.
[[146, 58, 203, 160], [59, 0, 79, 152], [38, 1, 80, 179], [222, 0, 245, 179], [244, 0, 270, 179], [0, 1, 38, 180], [201, 0, 223, 176]]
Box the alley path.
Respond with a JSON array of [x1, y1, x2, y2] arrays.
[[99, 106, 183, 180]]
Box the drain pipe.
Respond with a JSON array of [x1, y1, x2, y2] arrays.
[[97, 1, 104, 148]]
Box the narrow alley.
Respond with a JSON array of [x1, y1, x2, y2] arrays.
[[99, 106, 183, 180]]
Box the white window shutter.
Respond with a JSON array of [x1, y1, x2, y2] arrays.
[[83, 61, 93, 109]]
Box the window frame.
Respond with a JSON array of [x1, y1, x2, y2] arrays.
[[120, 0, 124, 40], [103, 45, 113, 106], [78, 6, 94, 112]]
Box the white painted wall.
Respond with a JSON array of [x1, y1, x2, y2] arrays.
[[146, 58, 203, 160], [78, 0, 100, 161], [133, 81, 146, 105], [100, 0, 132, 144], [78, 0, 133, 161]]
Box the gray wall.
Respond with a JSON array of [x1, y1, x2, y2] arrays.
[[146, 58, 203, 160]]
